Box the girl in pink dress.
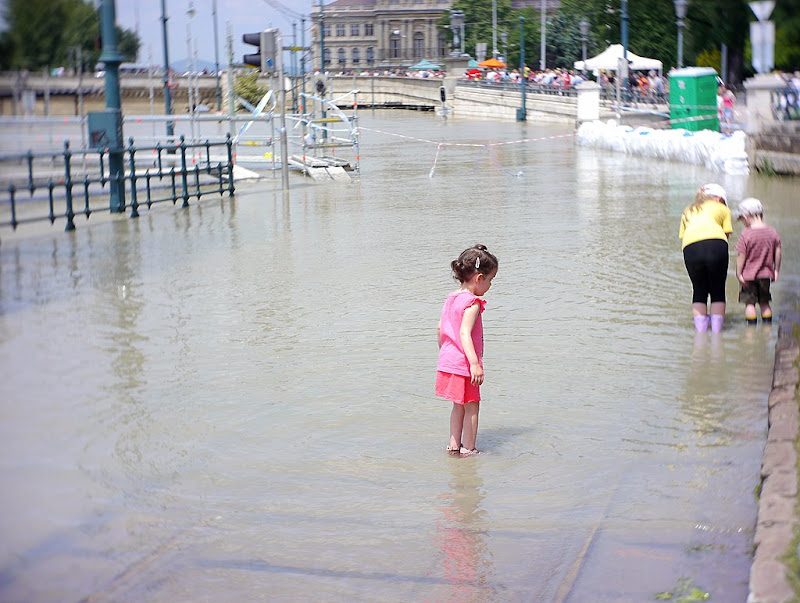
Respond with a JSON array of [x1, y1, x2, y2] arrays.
[[436, 244, 499, 457]]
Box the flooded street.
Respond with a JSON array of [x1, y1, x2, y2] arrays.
[[1, 110, 799, 601]]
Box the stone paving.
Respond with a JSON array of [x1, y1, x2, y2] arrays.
[[749, 324, 800, 602]]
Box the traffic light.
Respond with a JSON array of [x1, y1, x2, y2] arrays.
[[243, 29, 278, 73]]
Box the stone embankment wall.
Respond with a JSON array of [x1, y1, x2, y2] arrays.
[[748, 326, 800, 602], [747, 121, 800, 176]]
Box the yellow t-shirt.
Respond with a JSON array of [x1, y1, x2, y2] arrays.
[[679, 200, 732, 249]]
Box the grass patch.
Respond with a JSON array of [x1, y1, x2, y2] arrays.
[[654, 577, 710, 601]]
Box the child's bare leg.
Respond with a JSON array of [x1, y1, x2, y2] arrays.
[[760, 301, 772, 321], [461, 402, 480, 451], [692, 302, 708, 317], [449, 403, 465, 450], [745, 303, 758, 323]]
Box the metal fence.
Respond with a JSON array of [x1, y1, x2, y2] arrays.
[[1, 134, 235, 232]]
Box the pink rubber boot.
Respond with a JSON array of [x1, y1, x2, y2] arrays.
[[710, 314, 724, 333], [693, 316, 710, 332]]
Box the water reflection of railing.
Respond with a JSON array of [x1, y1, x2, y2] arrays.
[[1, 135, 235, 232], [772, 87, 800, 121]]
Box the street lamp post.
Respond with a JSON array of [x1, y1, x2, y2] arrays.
[[579, 18, 589, 67], [212, 0, 222, 110], [540, 0, 546, 71], [500, 31, 508, 61], [517, 15, 526, 122], [449, 10, 465, 56], [674, 0, 688, 68], [186, 1, 196, 143], [160, 0, 174, 140], [492, 0, 498, 59]]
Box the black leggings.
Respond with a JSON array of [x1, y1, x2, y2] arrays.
[[683, 239, 729, 304]]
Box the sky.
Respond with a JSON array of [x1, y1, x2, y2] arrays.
[[115, 0, 320, 67]]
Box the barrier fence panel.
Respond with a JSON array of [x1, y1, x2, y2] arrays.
[[1, 134, 234, 233]]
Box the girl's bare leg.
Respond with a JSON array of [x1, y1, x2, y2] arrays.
[[449, 403, 465, 450], [461, 402, 480, 451], [692, 302, 708, 317]]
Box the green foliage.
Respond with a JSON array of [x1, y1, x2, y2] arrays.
[[696, 48, 721, 73], [654, 577, 711, 601], [1, 0, 139, 71], [451, 0, 515, 60], [234, 71, 270, 109]]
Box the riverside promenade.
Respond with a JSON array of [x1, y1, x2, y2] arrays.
[[1, 108, 798, 601]]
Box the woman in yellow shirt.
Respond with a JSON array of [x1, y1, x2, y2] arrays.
[[679, 183, 733, 332]]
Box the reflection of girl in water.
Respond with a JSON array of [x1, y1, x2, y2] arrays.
[[434, 461, 493, 600], [436, 245, 499, 456]]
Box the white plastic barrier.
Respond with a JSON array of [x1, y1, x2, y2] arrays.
[[576, 120, 749, 175]]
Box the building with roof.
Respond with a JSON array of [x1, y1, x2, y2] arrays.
[[308, 0, 560, 72], [310, 0, 453, 71]]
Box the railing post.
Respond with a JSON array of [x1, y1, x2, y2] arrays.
[[63, 141, 75, 231], [9, 184, 17, 230], [180, 135, 190, 208], [128, 137, 139, 218], [226, 133, 235, 196]]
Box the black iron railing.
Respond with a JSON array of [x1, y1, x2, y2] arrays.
[[2, 134, 235, 232], [772, 86, 800, 121]]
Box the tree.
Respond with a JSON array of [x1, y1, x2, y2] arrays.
[[234, 71, 270, 109], [449, 0, 515, 60], [0, 0, 139, 71]]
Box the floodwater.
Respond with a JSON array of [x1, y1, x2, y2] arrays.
[[1, 110, 799, 602]]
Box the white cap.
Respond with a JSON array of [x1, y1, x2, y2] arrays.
[[736, 197, 764, 217], [701, 183, 727, 202]]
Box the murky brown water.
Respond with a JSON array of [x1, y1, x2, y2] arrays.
[[1, 110, 799, 601]]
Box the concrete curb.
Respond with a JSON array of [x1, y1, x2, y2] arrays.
[[749, 326, 800, 603]]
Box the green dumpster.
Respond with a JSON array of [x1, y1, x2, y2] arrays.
[[669, 67, 719, 132]]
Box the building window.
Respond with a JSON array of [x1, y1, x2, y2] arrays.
[[338, 47, 346, 67], [336, 23, 345, 37], [323, 48, 331, 66], [365, 23, 374, 36], [390, 37, 400, 59], [438, 33, 447, 58], [323, 24, 331, 38], [352, 48, 360, 64], [351, 23, 359, 36], [413, 32, 424, 59]]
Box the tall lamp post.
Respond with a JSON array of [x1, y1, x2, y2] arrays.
[[517, 15, 526, 122], [212, 0, 222, 110], [160, 0, 174, 141], [539, 0, 546, 70], [674, 0, 688, 68], [579, 18, 589, 68]]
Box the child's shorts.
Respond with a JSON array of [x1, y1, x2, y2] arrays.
[[739, 278, 772, 305], [435, 371, 480, 405]]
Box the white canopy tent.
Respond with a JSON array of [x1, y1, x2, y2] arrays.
[[574, 44, 663, 73]]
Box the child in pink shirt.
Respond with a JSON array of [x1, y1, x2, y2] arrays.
[[436, 244, 499, 457], [735, 197, 782, 324]]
